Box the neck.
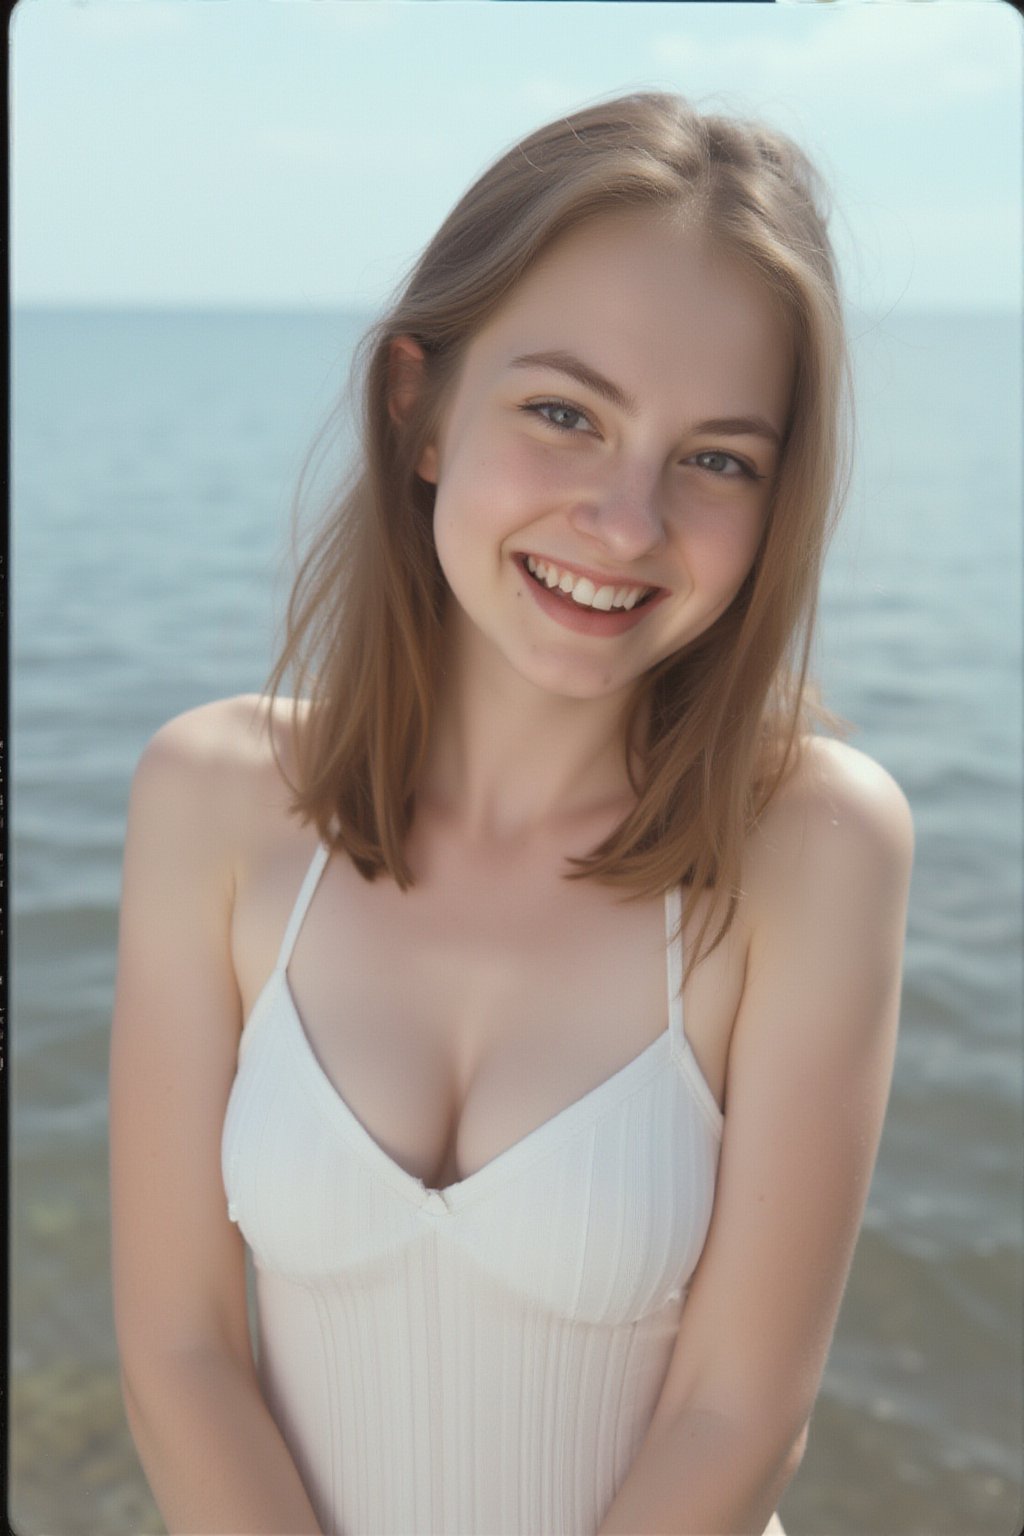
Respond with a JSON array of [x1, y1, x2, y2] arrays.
[[416, 619, 649, 848]]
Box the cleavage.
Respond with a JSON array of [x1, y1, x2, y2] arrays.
[[283, 870, 672, 1191]]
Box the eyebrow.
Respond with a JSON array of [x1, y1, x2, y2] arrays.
[[509, 349, 783, 449]]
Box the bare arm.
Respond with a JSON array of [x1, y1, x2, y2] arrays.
[[109, 702, 322, 1535], [598, 1407, 804, 1536], [122, 1348, 322, 1536], [598, 741, 914, 1535]]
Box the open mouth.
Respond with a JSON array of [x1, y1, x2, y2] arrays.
[[521, 556, 657, 614]]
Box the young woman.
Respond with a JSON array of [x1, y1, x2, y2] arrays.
[[109, 92, 914, 1536]]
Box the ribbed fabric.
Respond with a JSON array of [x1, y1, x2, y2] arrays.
[[222, 844, 782, 1536]]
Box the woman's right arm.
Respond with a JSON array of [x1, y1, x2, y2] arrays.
[[109, 705, 323, 1535]]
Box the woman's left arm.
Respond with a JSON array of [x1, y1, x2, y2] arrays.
[[598, 740, 915, 1536]]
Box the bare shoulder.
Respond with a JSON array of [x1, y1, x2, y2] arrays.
[[791, 733, 913, 834], [132, 693, 309, 865], [744, 733, 915, 916], [138, 692, 306, 781]]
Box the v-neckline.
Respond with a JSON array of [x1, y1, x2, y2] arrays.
[[235, 839, 724, 1216], [263, 966, 678, 1213]]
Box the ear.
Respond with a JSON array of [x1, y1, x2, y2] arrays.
[[387, 335, 439, 484]]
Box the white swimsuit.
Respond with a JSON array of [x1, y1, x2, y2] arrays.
[[222, 841, 782, 1535]]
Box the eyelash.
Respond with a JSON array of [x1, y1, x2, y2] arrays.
[[521, 399, 765, 481]]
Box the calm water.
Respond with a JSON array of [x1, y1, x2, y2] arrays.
[[9, 307, 1023, 1535]]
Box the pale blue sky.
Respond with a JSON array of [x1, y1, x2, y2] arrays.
[[11, 0, 1022, 314]]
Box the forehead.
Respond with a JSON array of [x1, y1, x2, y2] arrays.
[[466, 208, 793, 421]]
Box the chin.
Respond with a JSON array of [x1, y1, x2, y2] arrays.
[[514, 655, 644, 702]]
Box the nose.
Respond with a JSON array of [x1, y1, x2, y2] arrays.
[[567, 464, 667, 562]]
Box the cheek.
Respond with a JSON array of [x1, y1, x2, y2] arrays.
[[432, 451, 520, 587], [681, 500, 766, 591], [437, 439, 559, 544]]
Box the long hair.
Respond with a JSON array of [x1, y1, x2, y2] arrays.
[[262, 91, 853, 982]]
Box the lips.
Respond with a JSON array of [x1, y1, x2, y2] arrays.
[[515, 553, 668, 636], [515, 553, 663, 611]]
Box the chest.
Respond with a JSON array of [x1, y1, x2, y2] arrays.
[[231, 832, 746, 1193]]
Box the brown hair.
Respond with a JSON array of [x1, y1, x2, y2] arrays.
[[262, 90, 853, 982]]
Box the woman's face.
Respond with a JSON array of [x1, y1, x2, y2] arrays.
[[415, 208, 793, 703]]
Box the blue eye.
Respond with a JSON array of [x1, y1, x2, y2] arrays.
[[523, 400, 594, 434], [690, 451, 763, 481]]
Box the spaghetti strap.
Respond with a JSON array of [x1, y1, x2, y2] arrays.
[[274, 842, 332, 975], [663, 883, 686, 1057], [663, 883, 724, 1135]]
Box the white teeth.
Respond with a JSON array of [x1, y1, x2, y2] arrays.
[[570, 577, 596, 606], [524, 556, 651, 611]]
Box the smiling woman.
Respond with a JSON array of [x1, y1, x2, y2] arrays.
[[109, 91, 913, 1536], [400, 211, 791, 708]]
